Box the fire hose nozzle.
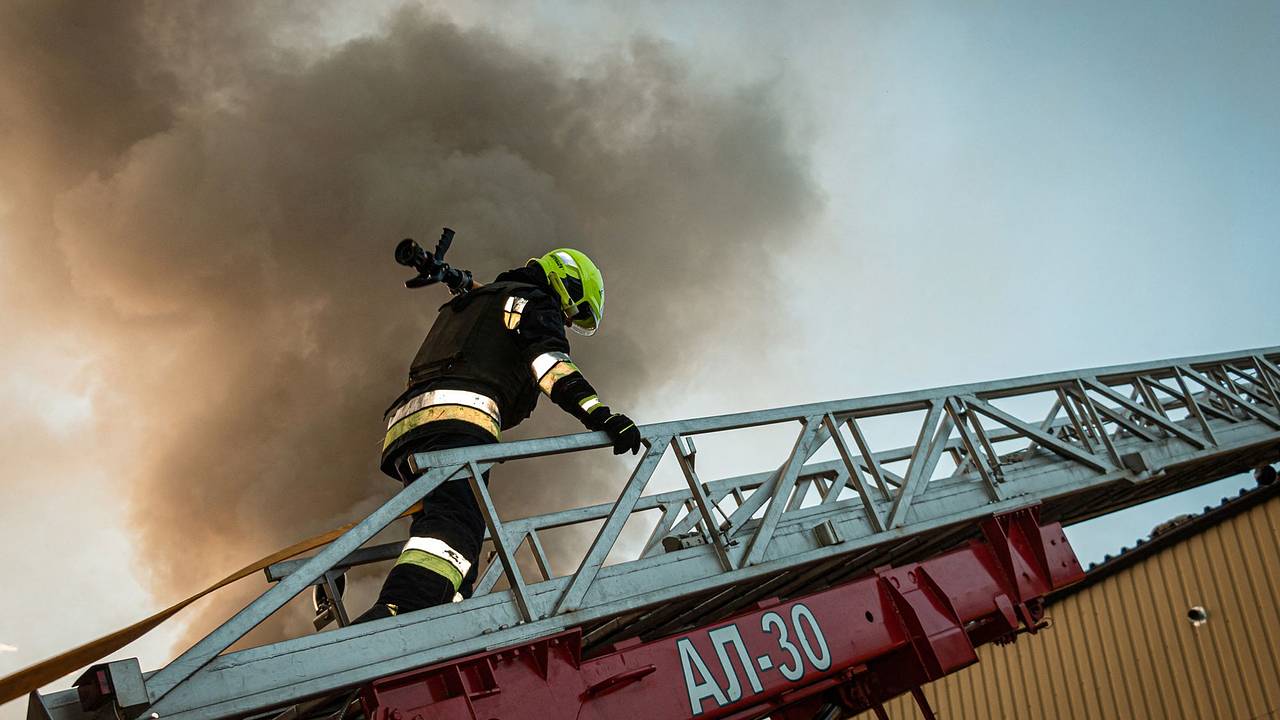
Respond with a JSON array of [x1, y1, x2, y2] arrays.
[[395, 228, 471, 293]]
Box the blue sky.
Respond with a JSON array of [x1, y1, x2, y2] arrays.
[[554, 1, 1280, 559]]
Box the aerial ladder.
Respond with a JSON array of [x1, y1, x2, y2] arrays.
[[19, 346, 1280, 720]]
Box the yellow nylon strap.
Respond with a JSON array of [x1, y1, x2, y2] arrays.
[[0, 501, 424, 706]]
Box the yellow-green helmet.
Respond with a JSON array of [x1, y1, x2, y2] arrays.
[[530, 248, 604, 336]]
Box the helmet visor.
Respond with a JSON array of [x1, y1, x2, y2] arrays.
[[569, 300, 599, 336], [562, 275, 585, 303]]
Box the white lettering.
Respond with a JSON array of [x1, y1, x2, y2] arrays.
[[708, 625, 763, 700], [792, 604, 831, 671], [678, 637, 728, 716], [761, 611, 804, 681]]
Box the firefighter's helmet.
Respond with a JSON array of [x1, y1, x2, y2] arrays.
[[530, 248, 605, 336]]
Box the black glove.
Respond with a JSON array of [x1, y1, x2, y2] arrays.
[[588, 406, 642, 455]]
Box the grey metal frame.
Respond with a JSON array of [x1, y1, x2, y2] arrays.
[[31, 347, 1280, 720]]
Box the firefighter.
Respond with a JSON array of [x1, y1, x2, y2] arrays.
[[354, 248, 641, 623]]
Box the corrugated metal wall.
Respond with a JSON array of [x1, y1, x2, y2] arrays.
[[856, 495, 1280, 719]]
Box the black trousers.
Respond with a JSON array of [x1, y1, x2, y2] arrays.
[[376, 431, 494, 611]]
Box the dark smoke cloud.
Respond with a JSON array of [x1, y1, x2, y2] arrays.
[[0, 1, 820, 647]]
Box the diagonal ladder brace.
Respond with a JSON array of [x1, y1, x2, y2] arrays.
[[743, 415, 827, 566], [1082, 379, 1207, 450], [886, 401, 952, 529], [1179, 365, 1280, 428], [964, 394, 1112, 473], [554, 438, 670, 614]]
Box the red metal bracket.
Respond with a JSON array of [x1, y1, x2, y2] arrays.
[[978, 506, 1084, 638], [876, 562, 978, 680]]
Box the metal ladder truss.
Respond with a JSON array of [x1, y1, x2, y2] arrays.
[[31, 346, 1280, 720]]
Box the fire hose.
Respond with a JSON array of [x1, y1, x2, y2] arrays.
[[0, 502, 424, 706]]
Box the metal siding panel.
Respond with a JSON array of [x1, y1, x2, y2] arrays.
[[1244, 499, 1280, 613], [1012, 632, 1041, 717], [981, 640, 1005, 718], [1029, 620, 1059, 712], [1031, 636, 1057, 716], [1229, 514, 1280, 713], [1007, 641, 1029, 718], [1161, 543, 1226, 718], [926, 656, 954, 718], [1172, 536, 1237, 718], [996, 633, 1022, 718], [1190, 526, 1264, 717], [1030, 639, 1055, 717], [975, 647, 997, 720], [1090, 588, 1122, 718], [944, 654, 965, 719], [927, 669, 948, 718], [929, 683, 947, 718], [965, 644, 988, 719], [1092, 575, 1131, 718], [1231, 502, 1280, 710], [933, 653, 960, 718], [1112, 570, 1150, 717], [1003, 635, 1027, 717], [1041, 616, 1074, 717], [1062, 597, 1095, 720], [985, 639, 1010, 717], [1197, 531, 1251, 718], [1229, 510, 1280, 710], [1052, 595, 1089, 719], [1143, 550, 1203, 720], [1243, 501, 1280, 623], [985, 634, 1010, 718], [1065, 591, 1107, 719], [964, 653, 982, 718], [1244, 496, 1280, 718], [1006, 635, 1030, 718], [1120, 563, 1172, 718], [933, 666, 951, 718]]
